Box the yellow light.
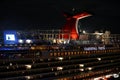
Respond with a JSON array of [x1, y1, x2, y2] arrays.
[[31, 47, 35, 50], [79, 68, 84, 71], [88, 67, 92, 70], [58, 57, 64, 61], [79, 64, 84, 67], [25, 64, 32, 69], [25, 76, 31, 80], [57, 67, 63, 71], [97, 58, 102, 61]]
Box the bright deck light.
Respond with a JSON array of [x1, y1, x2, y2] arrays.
[[25, 64, 32, 69]]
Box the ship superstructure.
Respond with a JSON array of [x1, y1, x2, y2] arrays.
[[0, 29, 120, 80]]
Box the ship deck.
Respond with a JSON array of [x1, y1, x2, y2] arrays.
[[0, 46, 120, 80]]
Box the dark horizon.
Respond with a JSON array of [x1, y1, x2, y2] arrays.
[[0, 0, 120, 34]]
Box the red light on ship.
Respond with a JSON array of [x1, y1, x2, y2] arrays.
[[62, 12, 92, 40]]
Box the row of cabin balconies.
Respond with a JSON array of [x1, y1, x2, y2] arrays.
[[0, 52, 120, 79], [49, 49, 120, 57]]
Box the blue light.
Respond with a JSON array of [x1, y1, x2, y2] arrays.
[[4, 31, 18, 44]]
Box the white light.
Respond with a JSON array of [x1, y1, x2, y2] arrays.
[[79, 64, 84, 67], [25, 76, 31, 80], [88, 67, 92, 70], [25, 65, 32, 69], [58, 39, 63, 43], [58, 57, 64, 61], [98, 46, 105, 50], [97, 58, 101, 61], [105, 74, 113, 78], [10, 63, 12, 66], [26, 39, 32, 44], [113, 73, 119, 78], [94, 77, 103, 80], [18, 39, 24, 43], [79, 69, 84, 71], [57, 67, 63, 71], [63, 41, 67, 44], [95, 33, 103, 35], [83, 30, 86, 34], [53, 39, 56, 43], [6, 66, 9, 69], [55, 72, 58, 75], [52, 68, 54, 71], [93, 78, 100, 80]]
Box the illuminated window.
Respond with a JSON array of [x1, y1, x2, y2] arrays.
[[71, 52, 73, 55], [57, 66, 63, 71], [50, 53, 53, 56], [58, 53, 60, 56], [58, 57, 64, 61], [54, 53, 57, 56], [68, 52, 70, 55], [65, 52, 67, 55], [77, 52, 79, 54], [74, 52, 76, 55]]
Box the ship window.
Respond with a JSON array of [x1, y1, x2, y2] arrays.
[[54, 53, 57, 56]]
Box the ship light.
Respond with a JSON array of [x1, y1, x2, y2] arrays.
[[58, 39, 63, 44], [58, 57, 64, 61], [25, 76, 31, 80], [53, 39, 56, 43], [64, 41, 67, 44], [9, 63, 12, 66], [26, 39, 32, 44], [97, 58, 101, 61], [105, 74, 113, 78], [79, 68, 84, 71], [83, 30, 86, 34], [94, 77, 104, 80], [113, 73, 119, 78], [79, 64, 84, 67], [6, 66, 9, 69], [57, 67, 63, 71], [18, 39, 24, 43], [25, 64, 32, 69], [31, 47, 35, 50], [87, 67, 92, 70]]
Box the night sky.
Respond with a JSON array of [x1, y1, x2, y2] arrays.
[[0, 0, 120, 33]]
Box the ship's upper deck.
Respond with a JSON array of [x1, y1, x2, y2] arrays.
[[0, 30, 120, 46]]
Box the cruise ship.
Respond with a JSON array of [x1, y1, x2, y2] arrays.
[[0, 12, 120, 80]]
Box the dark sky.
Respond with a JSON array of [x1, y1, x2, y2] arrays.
[[0, 0, 120, 33]]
